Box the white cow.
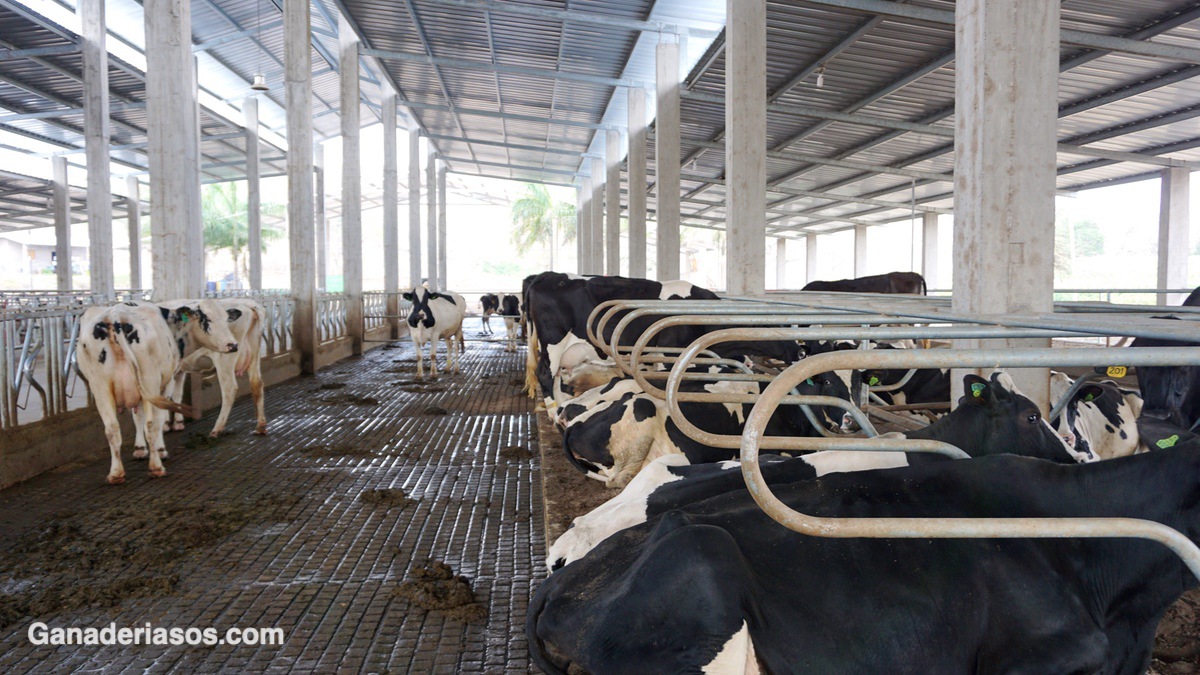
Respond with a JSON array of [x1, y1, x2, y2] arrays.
[[501, 293, 522, 353], [76, 303, 193, 483], [139, 297, 267, 446], [1050, 371, 1145, 460], [403, 287, 466, 379]]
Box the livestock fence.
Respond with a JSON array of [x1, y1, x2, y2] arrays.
[[583, 291, 1200, 580]]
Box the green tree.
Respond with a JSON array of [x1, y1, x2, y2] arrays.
[[1055, 216, 1104, 277], [202, 182, 285, 284], [510, 183, 576, 269]]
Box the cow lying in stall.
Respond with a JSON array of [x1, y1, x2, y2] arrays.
[[405, 286, 467, 379], [547, 371, 1082, 569], [76, 302, 227, 483], [801, 270, 927, 294], [529, 438, 1200, 674]]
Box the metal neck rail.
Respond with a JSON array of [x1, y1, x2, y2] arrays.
[[739, 346, 1200, 582]]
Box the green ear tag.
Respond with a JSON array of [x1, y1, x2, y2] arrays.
[[868, 376, 880, 386], [1156, 434, 1180, 449], [805, 378, 815, 386], [970, 383, 985, 398], [180, 313, 189, 323], [1083, 393, 1095, 402]]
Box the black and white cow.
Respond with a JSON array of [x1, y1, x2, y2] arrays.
[[1127, 287, 1200, 430], [801, 270, 927, 294], [530, 439, 1200, 674], [522, 273, 718, 408], [1050, 371, 1145, 460], [76, 303, 199, 484], [500, 293, 521, 352], [404, 287, 466, 379], [547, 370, 1081, 569], [554, 364, 854, 488], [479, 293, 499, 335]]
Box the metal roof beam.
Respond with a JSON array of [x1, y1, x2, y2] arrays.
[[422, 133, 585, 157], [677, 170, 950, 214], [191, 19, 283, 53], [1061, 103, 1200, 146], [400, 97, 620, 131], [415, 0, 721, 37], [362, 47, 651, 90], [0, 44, 80, 61], [682, 90, 953, 137], [0, 101, 146, 124], [439, 155, 580, 177], [798, 0, 1200, 64]]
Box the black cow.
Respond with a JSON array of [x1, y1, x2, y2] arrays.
[[547, 370, 1080, 569], [530, 440, 1200, 674], [479, 293, 499, 335], [1129, 286, 1200, 430], [802, 270, 927, 294]]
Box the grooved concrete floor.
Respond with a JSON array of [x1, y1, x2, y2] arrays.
[[0, 338, 545, 673]]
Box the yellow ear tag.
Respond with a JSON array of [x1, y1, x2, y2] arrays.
[[868, 376, 880, 386], [1156, 434, 1180, 449], [970, 383, 985, 397], [1106, 366, 1127, 378]]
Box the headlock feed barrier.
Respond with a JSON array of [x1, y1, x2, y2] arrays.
[[584, 291, 1200, 581]]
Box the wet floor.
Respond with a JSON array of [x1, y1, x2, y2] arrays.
[[0, 336, 544, 673]]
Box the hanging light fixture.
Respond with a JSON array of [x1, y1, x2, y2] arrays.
[[251, 0, 269, 92]]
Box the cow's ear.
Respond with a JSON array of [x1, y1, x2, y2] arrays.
[[159, 306, 171, 322], [1075, 384, 1106, 404], [962, 374, 992, 406], [174, 307, 194, 324], [226, 308, 242, 322], [402, 292, 413, 301]]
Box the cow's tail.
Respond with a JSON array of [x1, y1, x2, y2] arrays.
[[235, 306, 262, 375], [525, 587, 570, 675], [112, 326, 195, 418], [524, 324, 540, 398]]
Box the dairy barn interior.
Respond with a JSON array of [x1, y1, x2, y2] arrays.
[[2, 0, 1200, 672]]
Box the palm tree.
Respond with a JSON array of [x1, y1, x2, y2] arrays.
[[202, 182, 285, 285], [510, 183, 576, 269]]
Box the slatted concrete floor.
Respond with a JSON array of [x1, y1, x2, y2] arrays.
[[0, 336, 545, 673]]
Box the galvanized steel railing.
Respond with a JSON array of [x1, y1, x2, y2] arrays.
[[0, 304, 87, 430], [317, 293, 348, 343]]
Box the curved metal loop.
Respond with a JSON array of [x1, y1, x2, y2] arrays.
[[1047, 370, 1106, 423], [739, 345, 1200, 582]]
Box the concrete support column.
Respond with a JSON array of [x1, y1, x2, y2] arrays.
[[627, 88, 647, 278], [79, 0, 112, 296], [284, 0, 317, 372], [426, 143, 438, 287], [382, 93, 399, 337], [952, 0, 1058, 411], [244, 96, 262, 290], [51, 156, 70, 291], [1158, 167, 1190, 305], [408, 122, 421, 288], [922, 212, 939, 290], [437, 163, 447, 290], [806, 234, 818, 283], [339, 15, 363, 353], [125, 176, 142, 291], [725, 0, 767, 296], [655, 39, 681, 281], [605, 129, 621, 275], [590, 156, 605, 274], [576, 182, 589, 274], [145, 0, 202, 301], [775, 238, 787, 289], [314, 144, 326, 287], [853, 224, 868, 277]]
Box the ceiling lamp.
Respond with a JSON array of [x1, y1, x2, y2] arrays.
[[251, 73, 269, 91]]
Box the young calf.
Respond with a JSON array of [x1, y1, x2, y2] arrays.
[[404, 287, 466, 379], [501, 293, 521, 352], [76, 303, 195, 484]]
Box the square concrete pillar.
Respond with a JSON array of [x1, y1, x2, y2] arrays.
[[806, 233, 818, 284], [52, 156, 70, 291], [79, 0, 112, 296], [590, 156, 605, 274], [576, 183, 589, 274], [655, 39, 681, 281], [853, 224, 868, 278], [922, 212, 939, 290], [724, 0, 767, 296], [627, 87, 647, 278], [284, 0, 317, 372], [606, 129, 622, 276], [382, 94, 399, 337], [339, 15, 363, 353], [244, 96, 262, 291], [125, 175, 142, 291], [1158, 167, 1190, 305], [408, 122, 421, 288]]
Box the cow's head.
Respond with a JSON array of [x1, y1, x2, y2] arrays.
[[916, 372, 1085, 463], [161, 299, 239, 354], [404, 287, 442, 329], [1051, 377, 1143, 461]]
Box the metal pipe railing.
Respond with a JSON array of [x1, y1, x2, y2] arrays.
[[737, 346, 1200, 581]]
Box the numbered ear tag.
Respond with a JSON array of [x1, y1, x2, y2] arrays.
[[868, 376, 880, 386], [805, 378, 815, 386], [1156, 434, 1180, 449], [970, 383, 985, 397], [1083, 393, 1095, 402], [1106, 366, 1127, 378]]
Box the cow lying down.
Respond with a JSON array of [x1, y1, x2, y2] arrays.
[[529, 437, 1200, 674], [548, 371, 1081, 570], [554, 365, 853, 489]]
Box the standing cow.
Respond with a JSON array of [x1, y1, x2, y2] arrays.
[[76, 303, 205, 484], [404, 286, 466, 379], [480, 293, 499, 335], [501, 293, 521, 352]]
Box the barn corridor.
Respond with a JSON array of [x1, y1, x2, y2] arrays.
[[0, 339, 545, 673]]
